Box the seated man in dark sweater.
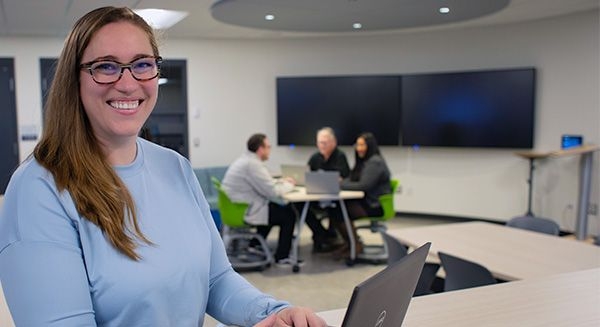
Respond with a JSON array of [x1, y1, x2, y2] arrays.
[[307, 127, 350, 252], [308, 127, 350, 178]]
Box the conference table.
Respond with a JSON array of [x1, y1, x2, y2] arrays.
[[387, 221, 600, 281], [283, 187, 364, 272], [318, 267, 600, 326]]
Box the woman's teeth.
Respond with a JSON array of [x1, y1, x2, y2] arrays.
[[109, 100, 139, 109]]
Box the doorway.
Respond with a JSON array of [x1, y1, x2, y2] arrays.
[[0, 58, 20, 194], [146, 59, 189, 158]]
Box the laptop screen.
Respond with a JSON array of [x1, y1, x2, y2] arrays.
[[340, 242, 431, 327], [281, 164, 308, 186], [305, 171, 340, 194]]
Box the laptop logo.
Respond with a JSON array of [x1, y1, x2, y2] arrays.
[[374, 310, 386, 327]]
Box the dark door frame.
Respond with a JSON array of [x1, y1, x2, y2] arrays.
[[0, 58, 20, 194]]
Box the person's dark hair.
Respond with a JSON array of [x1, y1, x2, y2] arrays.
[[33, 6, 158, 261], [350, 132, 382, 181], [247, 133, 267, 152]]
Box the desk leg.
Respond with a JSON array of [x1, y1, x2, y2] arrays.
[[526, 157, 535, 216], [575, 152, 593, 240], [291, 201, 310, 272], [338, 200, 355, 262]]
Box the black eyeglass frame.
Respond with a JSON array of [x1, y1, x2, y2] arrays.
[[80, 56, 163, 85]]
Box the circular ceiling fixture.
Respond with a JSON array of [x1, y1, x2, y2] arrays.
[[211, 0, 510, 33]]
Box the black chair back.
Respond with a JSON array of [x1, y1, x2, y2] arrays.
[[439, 251, 497, 292], [382, 232, 440, 296], [506, 216, 560, 235]]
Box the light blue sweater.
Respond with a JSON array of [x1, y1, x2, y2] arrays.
[[0, 138, 288, 326]]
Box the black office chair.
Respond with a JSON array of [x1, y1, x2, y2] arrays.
[[506, 215, 560, 235], [382, 232, 440, 296], [438, 252, 497, 292]]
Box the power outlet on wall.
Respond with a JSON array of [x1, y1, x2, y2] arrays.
[[589, 203, 598, 216]]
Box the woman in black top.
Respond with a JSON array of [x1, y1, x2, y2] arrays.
[[334, 132, 391, 258], [342, 132, 392, 217]]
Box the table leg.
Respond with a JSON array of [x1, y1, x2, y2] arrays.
[[338, 199, 355, 262], [526, 157, 535, 216], [575, 152, 593, 240], [290, 201, 310, 272]]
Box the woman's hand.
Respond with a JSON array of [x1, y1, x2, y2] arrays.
[[254, 307, 327, 327]]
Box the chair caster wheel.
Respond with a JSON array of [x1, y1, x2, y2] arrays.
[[293, 265, 300, 273], [345, 258, 355, 267]]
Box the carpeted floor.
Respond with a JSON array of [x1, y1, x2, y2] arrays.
[[203, 215, 451, 326]]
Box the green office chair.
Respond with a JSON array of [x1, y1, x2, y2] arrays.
[[211, 177, 273, 270], [355, 179, 399, 264]]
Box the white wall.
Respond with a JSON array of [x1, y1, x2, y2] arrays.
[[1, 10, 599, 234]]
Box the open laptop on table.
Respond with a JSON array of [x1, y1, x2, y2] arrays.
[[305, 171, 340, 194], [281, 164, 308, 186], [331, 242, 431, 327]]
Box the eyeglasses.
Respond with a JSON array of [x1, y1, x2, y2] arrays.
[[80, 56, 162, 84]]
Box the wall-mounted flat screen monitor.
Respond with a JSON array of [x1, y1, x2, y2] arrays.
[[401, 68, 536, 149], [277, 76, 401, 146]]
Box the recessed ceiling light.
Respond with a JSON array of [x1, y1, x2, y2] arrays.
[[134, 9, 188, 29], [439, 7, 450, 14], [352, 23, 362, 29], [265, 14, 275, 21]]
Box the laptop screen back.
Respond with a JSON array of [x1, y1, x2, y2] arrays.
[[341, 242, 431, 327], [281, 164, 308, 186], [305, 171, 340, 194]]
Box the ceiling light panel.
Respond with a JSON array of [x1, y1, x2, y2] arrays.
[[134, 8, 188, 29]]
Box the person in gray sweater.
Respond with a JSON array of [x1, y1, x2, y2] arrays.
[[222, 134, 298, 265]]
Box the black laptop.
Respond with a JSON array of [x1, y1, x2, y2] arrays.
[[335, 242, 431, 327]]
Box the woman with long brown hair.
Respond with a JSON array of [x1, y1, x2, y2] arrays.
[[0, 6, 325, 327]]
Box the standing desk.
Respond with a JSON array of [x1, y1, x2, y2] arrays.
[[387, 221, 600, 281], [318, 268, 600, 326], [283, 187, 364, 272], [515, 144, 599, 239]]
